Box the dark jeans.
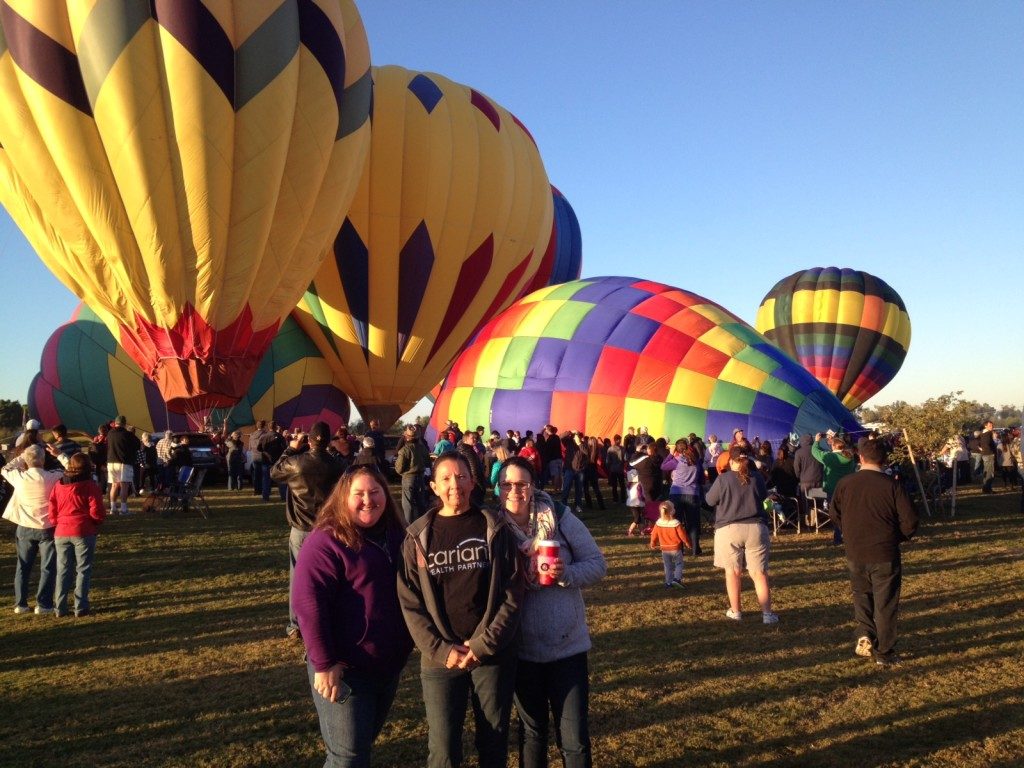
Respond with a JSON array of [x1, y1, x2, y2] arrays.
[[848, 558, 902, 659], [606, 470, 625, 502], [670, 493, 702, 555], [288, 527, 311, 635], [251, 460, 264, 495], [420, 655, 517, 768], [981, 454, 996, 493], [401, 474, 426, 525], [515, 652, 592, 768], [14, 526, 56, 610], [561, 469, 584, 509], [307, 662, 403, 768]]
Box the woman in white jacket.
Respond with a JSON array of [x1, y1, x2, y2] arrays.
[[3, 445, 65, 614], [497, 456, 607, 768]]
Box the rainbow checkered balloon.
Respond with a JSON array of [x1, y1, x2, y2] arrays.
[[429, 277, 859, 443]]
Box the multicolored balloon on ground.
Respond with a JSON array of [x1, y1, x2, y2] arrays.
[[429, 277, 859, 442], [29, 307, 350, 435], [755, 267, 911, 409], [521, 185, 583, 295], [0, 1, 372, 415], [294, 65, 552, 428]]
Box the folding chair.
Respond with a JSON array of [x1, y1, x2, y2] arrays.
[[805, 487, 831, 534], [769, 492, 801, 537], [160, 467, 211, 519]]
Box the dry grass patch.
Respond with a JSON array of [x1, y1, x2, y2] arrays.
[[1, 485, 1022, 766]]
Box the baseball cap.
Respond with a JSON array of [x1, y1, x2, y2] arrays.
[[25, 419, 41, 430]]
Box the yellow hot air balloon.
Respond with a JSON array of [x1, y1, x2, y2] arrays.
[[0, 1, 371, 418], [294, 65, 553, 427]]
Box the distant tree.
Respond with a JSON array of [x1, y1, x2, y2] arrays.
[[0, 399, 23, 432], [874, 392, 975, 462]]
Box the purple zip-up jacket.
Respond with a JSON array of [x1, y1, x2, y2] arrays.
[[661, 454, 701, 495], [293, 526, 413, 674]]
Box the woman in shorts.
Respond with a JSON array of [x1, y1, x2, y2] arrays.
[[705, 445, 778, 625]]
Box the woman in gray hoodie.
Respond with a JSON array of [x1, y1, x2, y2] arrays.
[[497, 456, 607, 768]]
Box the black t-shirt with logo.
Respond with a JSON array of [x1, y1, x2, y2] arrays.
[[426, 508, 491, 641]]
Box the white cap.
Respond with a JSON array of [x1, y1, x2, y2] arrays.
[[25, 419, 41, 430]]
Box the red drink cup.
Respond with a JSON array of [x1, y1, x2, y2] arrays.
[[536, 540, 560, 586]]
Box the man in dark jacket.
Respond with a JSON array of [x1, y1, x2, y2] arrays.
[[792, 434, 824, 526], [394, 424, 430, 524], [269, 421, 344, 640], [258, 422, 287, 502], [538, 425, 563, 492], [831, 437, 919, 666], [106, 415, 140, 516], [978, 421, 998, 494]]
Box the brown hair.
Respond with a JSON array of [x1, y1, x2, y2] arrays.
[[67, 452, 93, 478], [314, 465, 402, 551], [728, 445, 752, 485]]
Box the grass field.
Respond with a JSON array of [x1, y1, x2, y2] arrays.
[[1, 481, 1022, 768]]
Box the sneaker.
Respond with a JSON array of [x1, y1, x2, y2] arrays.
[[875, 654, 901, 667], [762, 611, 780, 625], [725, 609, 742, 621], [13, 605, 31, 614], [74, 609, 91, 618], [54, 610, 68, 618], [855, 636, 873, 657], [671, 579, 684, 588], [664, 583, 672, 589], [34, 606, 54, 615]]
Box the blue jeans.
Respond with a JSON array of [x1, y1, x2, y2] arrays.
[[55, 535, 97, 615], [546, 459, 563, 492], [420, 655, 517, 768], [661, 550, 684, 584], [14, 526, 56, 610], [561, 469, 584, 508], [307, 662, 403, 768], [288, 527, 311, 635], [514, 652, 592, 768]]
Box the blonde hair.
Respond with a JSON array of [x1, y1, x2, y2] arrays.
[[658, 501, 675, 519]]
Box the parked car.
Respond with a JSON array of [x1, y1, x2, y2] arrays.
[[171, 432, 225, 481]]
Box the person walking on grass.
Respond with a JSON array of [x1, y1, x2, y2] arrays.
[[831, 437, 918, 667], [705, 445, 778, 625], [649, 501, 692, 589]]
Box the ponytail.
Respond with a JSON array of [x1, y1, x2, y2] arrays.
[[728, 445, 751, 486]]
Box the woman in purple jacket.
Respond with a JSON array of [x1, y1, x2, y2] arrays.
[[293, 465, 413, 767]]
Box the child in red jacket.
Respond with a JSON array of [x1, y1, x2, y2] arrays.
[[649, 501, 692, 588], [48, 453, 106, 617]]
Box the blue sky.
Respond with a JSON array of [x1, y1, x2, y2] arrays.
[[1, 2, 1021, 421]]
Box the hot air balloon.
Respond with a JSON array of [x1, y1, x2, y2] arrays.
[[29, 306, 350, 435], [755, 268, 911, 410], [521, 185, 583, 295], [294, 65, 553, 429], [0, 1, 372, 420], [429, 277, 859, 442]]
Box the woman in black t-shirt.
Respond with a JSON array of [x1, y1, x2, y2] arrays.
[[397, 451, 524, 768]]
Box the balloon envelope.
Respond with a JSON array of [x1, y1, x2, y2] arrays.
[[755, 267, 911, 409], [0, 1, 371, 414], [521, 185, 583, 295], [429, 277, 859, 442], [29, 306, 350, 435], [294, 65, 552, 428]]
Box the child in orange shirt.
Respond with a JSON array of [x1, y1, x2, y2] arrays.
[[649, 501, 692, 588]]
